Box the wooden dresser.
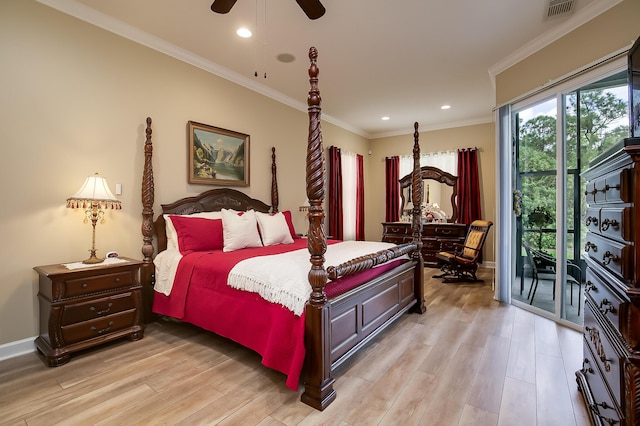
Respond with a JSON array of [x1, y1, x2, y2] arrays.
[[576, 137, 640, 425], [382, 222, 467, 267], [34, 257, 145, 367]]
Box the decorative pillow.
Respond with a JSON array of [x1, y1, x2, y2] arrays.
[[256, 212, 295, 246], [281, 210, 301, 239], [164, 212, 223, 250], [221, 209, 263, 252], [168, 215, 223, 254]]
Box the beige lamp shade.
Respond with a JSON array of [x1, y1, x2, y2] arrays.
[[67, 173, 121, 210]]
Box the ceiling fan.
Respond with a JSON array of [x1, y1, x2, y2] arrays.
[[211, 0, 326, 20]]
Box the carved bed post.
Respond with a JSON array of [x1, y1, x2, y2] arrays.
[[271, 147, 279, 213], [141, 116, 155, 322], [300, 47, 336, 410], [411, 122, 426, 313]]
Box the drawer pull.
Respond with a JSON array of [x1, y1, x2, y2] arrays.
[[82, 283, 88, 289], [114, 278, 121, 283], [585, 188, 597, 196], [604, 183, 621, 191], [436, 228, 452, 235], [600, 218, 619, 231], [602, 251, 620, 266], [580, 357, 593, 374], [586, 326, 612, 372], [585, 280, 597, 293], [585, 216, 598, 226], [90, 302, 113, 316], [585, 242, 597, 252], [90, 321, 114, 335], [599, 299, 616, 316], [588, 402, 619, 425]]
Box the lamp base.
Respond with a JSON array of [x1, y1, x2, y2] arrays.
[[82, 250, 104, 264]]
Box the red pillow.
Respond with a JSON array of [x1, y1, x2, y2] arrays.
[[169, 215, 223, 254], [281, 210, 301, 239]]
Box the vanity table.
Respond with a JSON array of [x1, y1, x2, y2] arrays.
[[382, 166, 467, 267]]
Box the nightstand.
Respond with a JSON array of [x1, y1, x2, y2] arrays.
[[34, 257, 145, 367]]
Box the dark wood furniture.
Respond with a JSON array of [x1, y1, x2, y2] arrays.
[[34, 257, 144, 367], [576, 137, 640, 425], [382, 221, 467, 267], [434, 219, 493, 282], [139, 48, 426, 411], [399, 165, 459, 223]]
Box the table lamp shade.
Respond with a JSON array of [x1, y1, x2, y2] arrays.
[[67, 173, 121, 210]]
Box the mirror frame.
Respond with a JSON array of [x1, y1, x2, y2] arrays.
[[399, 166, 459, 223]]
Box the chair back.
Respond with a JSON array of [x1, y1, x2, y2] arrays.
[[461, 220, 493, 260]]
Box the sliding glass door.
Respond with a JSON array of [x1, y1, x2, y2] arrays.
[[510, 71, 628, 326]]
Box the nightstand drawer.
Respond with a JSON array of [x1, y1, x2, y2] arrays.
[[61, 309, 137, 345], [63, 270, 135, 298], [61, 292, 137, 325]]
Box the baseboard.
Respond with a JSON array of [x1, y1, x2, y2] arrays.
[[0, 337, 36, 362]]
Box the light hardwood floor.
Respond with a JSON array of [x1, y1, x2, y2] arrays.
[[0, 268, 590, 425]]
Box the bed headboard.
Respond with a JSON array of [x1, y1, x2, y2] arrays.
[[153, 188, 273, 252]]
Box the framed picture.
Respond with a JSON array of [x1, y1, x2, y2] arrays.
[[188, 121, 249, 186]]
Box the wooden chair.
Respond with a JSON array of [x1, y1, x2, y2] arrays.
[[434, 220, 493, 282]]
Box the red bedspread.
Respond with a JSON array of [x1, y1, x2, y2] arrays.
[[152, 239, 407, 390]]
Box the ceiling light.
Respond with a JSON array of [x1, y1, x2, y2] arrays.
[[381, 116, 390, 121], [441, 105, 451, 110], [236, 28, 252, 38]]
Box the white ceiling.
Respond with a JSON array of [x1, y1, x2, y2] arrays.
[[39, 0, 619, 138]]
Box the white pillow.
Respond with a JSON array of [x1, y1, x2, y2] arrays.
[[256, 211, 295, 246], [221, 209, 263, 252], [164, 211, 223, 250]]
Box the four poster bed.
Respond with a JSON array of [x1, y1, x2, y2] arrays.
[[139, 47, 426, 410]]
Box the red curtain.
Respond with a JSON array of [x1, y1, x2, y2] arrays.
[[456, 148, 482, 224], [328, 146, 343, 240], [356, 154, 365, 240], [385, 156, 400, 222]]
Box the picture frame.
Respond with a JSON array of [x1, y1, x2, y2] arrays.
[[188, 121, 250, 186]]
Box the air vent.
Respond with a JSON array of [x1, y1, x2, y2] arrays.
[[545, 0, 574, 19]]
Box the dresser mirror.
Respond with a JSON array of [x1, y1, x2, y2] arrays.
[[399, 166, 458, 223]]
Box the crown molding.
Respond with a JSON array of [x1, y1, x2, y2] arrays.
[[488, 0, 623, 80]]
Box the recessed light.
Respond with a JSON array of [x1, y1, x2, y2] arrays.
[[236, 28, 252, 38], [381, 116, 390, 121], [441, 105, 451, 110]]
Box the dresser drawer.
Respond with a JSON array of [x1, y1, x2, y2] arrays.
[[429, 225, 466, 238], [422, 238, 440, 250], [61, 309, 137, 345], [581, 341, 622, 425], [585, 268, 626, 338], [585, 233, 632, 282], [587, 168, 631, 205], [383, 224, 410, 235], [382, 235, 408, 245], [61, 292, 137, 326], [584, 302, 623, 407], [585, 207, 600, 234], [599, 207, 632, 243], [61, 270, 136, 299]]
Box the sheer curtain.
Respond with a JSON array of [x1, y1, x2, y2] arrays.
[[399, 151, 456, 178], [340, 151, 364, 240]]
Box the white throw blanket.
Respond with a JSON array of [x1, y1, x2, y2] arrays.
[[228, 241, 406, 316]]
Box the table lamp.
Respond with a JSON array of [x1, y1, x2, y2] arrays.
[[66, 173, 121, 264]]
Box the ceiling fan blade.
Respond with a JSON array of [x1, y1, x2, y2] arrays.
[[295, 0, 326, 20], [211, 0, 238, 14]]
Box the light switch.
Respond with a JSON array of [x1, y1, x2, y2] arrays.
[[115, 183, 122, 195]]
